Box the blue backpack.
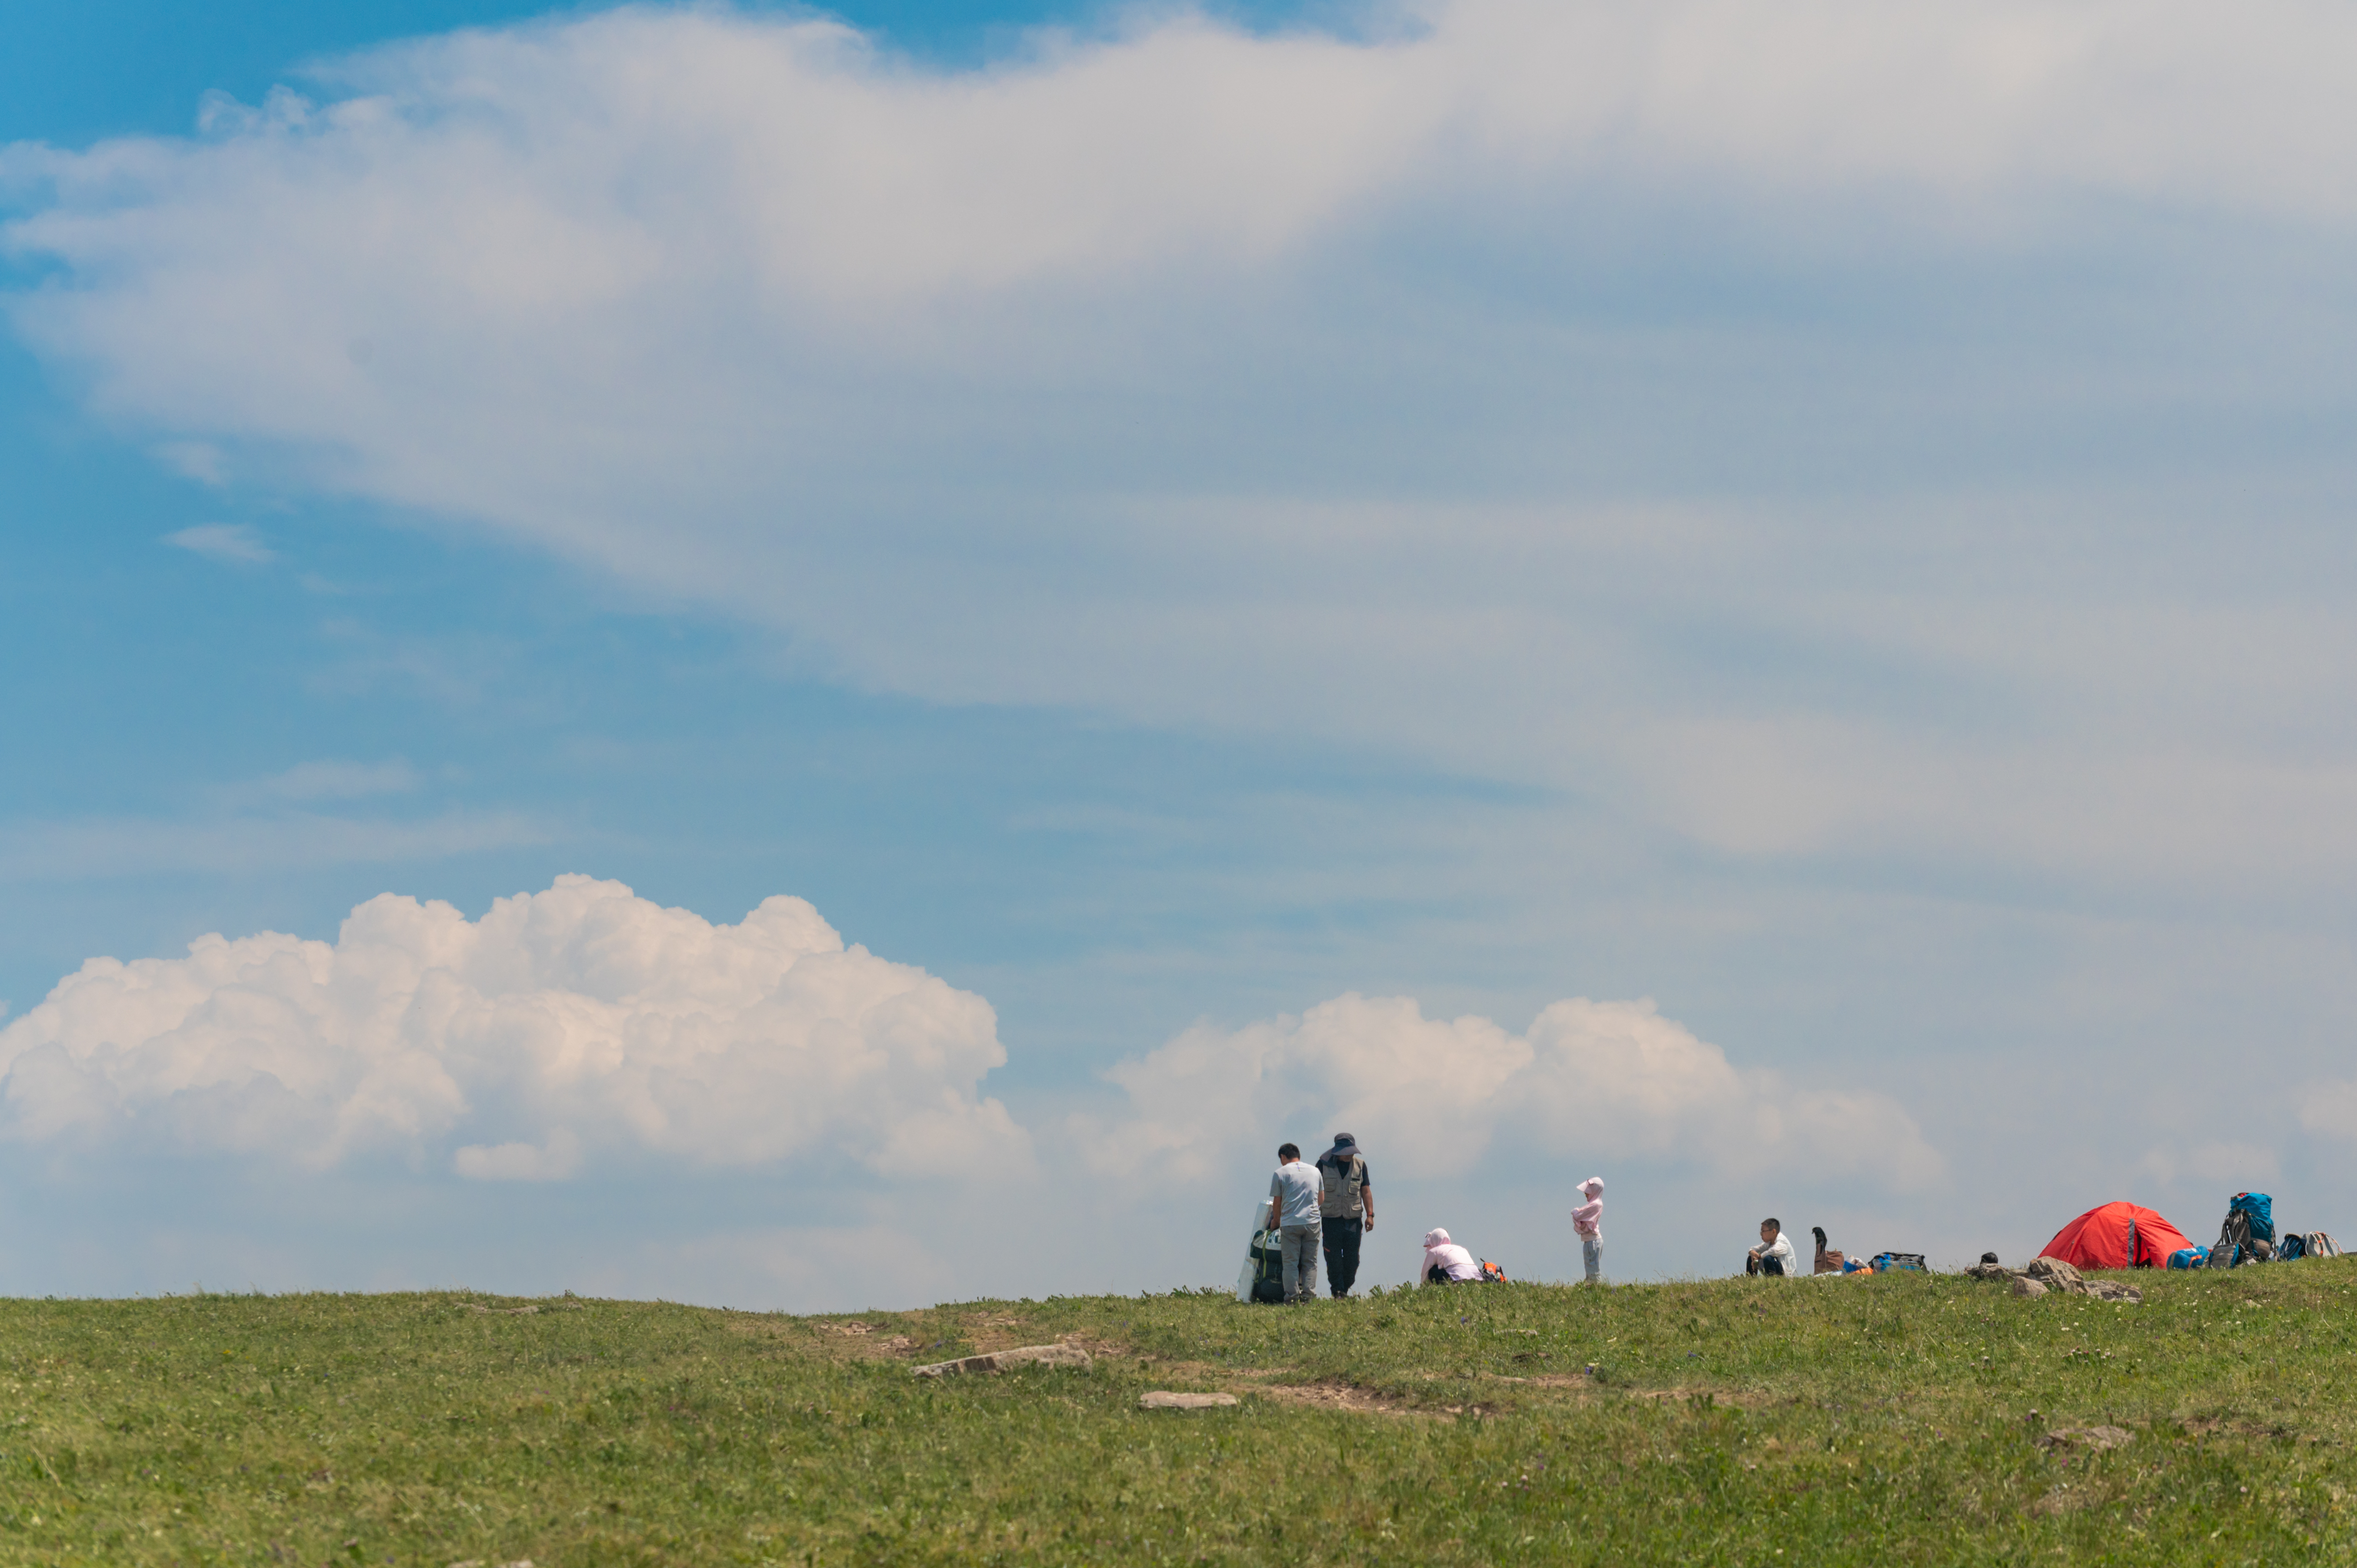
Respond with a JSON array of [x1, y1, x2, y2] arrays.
[[2231, 1192, 2274, 1244], [2167, 1246, 2209, 1269]]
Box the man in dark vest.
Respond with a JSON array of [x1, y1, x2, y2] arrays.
[[1315, 1133, 1375, 1298]]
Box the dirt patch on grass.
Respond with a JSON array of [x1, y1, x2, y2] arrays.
[[1113, 1358, 1292, 1390], [2182, 1415, 2312, 1443], [963, 1315, 1060, 1354], [730, 1315, 929, 1361], [1253, 1379, 1459, 1419], [943, 1318, 1141, 1360], [821, 1323, 921, 1357], [1629, 1386, 1777, 1409], [1051, 1333, 1134, 1361]]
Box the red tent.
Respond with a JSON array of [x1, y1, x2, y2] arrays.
[[2039, 1201, 2196, 1269]]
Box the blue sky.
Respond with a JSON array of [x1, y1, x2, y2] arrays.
[[6, 0, 2357, 1307]]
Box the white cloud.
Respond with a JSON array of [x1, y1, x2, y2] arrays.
[[0, 875, 1030, 1180], [13, 0, 2357, 906], [11, 0, 2353, 481], [1075, 991, 1944, 1192], [165, 523, 271, 563], [20, 0, 2357, 315]]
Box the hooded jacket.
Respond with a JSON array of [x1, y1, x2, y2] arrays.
[[1421, 1228, 1480, 1282], [1571, 1177, 1604, 1239]]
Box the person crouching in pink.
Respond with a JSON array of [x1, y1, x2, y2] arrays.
[[1421, 1228, 1482, 1283]]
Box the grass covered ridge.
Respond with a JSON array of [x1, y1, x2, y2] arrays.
[[5, 1261, 2357, 1564]]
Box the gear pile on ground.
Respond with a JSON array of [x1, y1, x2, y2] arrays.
[[1964, 1255, 2142, 1304]]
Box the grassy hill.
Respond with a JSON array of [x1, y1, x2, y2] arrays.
[[5, 1260, 2355, 1565]]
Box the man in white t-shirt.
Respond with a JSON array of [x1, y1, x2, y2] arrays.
[[1265, 1144, 1325, 1303], [1746, 1217, 1797, 1278]]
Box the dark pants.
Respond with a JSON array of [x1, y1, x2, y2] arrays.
[[1746, 1254, 1786, 1277], [1322, 1217, 1363, 1296]]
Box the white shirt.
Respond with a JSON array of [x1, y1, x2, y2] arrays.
[[1269, 1161, 1323, 1226], [1759, 1231, 1797, 1275], [1424, 1242, 1480, 1281]]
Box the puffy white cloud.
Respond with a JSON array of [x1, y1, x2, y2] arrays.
[[0, 875, 1028, 1180], [1075, 991, 1944, 1192]]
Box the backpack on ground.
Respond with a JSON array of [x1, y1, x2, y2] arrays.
[[1246, 1227, 1286, 1303], [2280, 1233, 2307, 1261], [2167, 1246, 2209, 1269], [2206, 1207, 2250, 1268], [2231, 1192, 2275, 1245], [2286, 1231, 2342, 1260], [1872, 1252, 1928, 1273], [1478, 1260, 1508, 1283]]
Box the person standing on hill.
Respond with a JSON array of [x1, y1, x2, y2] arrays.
[[1570, 1176, 1605, 1283], [1265, 1143, 1325, 1303], [1315, 1133, 1375, 1299]]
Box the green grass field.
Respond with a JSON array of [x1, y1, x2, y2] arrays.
[[5, 1259, 2356, 1565]]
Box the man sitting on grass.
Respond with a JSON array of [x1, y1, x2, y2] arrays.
[[1746, 1217, 1797, 1277]]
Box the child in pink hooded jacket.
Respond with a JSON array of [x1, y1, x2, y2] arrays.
[[1421, 1228, 1481, 1283], [1571, 1177, 1605, 1283]]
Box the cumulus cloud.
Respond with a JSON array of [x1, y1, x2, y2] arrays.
[[0, 871, 1995, 1294], [0, 875, 1028, 1180], [1075, 991, 1944, 1193]]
